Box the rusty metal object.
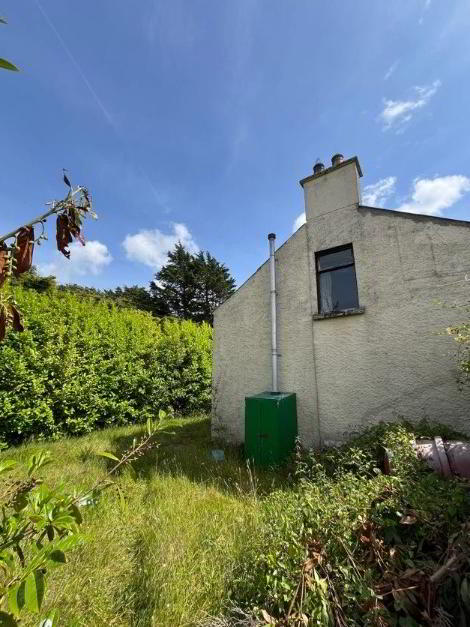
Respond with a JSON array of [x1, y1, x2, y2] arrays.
[[383, 436, 470, 478], [414, 437, 470, 478], [414, 437, 452, 477], [443, 440, 470, 478]]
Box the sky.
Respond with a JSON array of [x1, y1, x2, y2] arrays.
[[1, 0, 470, 289]]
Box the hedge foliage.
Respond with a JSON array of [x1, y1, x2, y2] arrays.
[[0, 287, 212, 445]]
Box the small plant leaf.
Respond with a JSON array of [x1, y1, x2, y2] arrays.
[[7, 584, 20, 616], [116, 484, 126, 511], [97, 451, 119, 462], [39, 609, 60, 627], [24, 570, 45, 613], [0, 58, 19, 72], [0, 459, 17, 474], [28, 451, 52, 476], [14, 226, 34, 276], [49, 549, 66, 564], [69, 503, 83, 525]]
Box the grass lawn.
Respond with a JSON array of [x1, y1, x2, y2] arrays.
[[2, 417, 469, 626], [0, 416, 281, 627]]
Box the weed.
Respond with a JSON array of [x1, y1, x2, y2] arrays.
[[1, 417, 468, 626]]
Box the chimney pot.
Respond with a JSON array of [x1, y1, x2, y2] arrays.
[[331, 153, 344, 167], [313, 162, 325, 175], [268, 233, 276, 241]]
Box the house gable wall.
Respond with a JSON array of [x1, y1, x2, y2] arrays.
[[307, 204, 470, 443], [212, 225, 320, 446], [213, 156, 470, 448]]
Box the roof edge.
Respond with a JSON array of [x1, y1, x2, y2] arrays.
[[359, 205, 470, 227], [214, 223, 307, 315]]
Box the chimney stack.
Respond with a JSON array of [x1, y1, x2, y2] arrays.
[[331, 153, 344, 167], [300, 154, 363, 220]]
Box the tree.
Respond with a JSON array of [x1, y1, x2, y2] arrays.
[[107, 285, 156, 314], [150, 243, 235, 324], [193, 251, 236, 324], [150, 243, 196, 319], [11, 265, 56, 292]]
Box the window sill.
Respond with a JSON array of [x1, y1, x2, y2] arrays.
[[313, 306, 365, 321]]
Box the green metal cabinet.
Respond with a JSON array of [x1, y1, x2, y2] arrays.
[[244, 392, 297, 466]]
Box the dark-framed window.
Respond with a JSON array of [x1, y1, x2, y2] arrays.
[[315, 244, 359, 314]]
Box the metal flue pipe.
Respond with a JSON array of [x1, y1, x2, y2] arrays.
[[268, 233, 278, 393]]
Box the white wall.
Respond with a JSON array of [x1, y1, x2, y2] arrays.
[[213, 157, 470, 447], [212, 226, 320, 446], [309, 203, 470, 442]]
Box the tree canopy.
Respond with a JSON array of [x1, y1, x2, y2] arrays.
[[12, 246, 235, 325], [150, 243, 236, 324]]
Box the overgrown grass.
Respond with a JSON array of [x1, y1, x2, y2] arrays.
[[1, 417, 469, 626], [233, 420, 470, 625], [0, 416, 282, 626]]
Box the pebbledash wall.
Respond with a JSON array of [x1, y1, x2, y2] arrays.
[[212, 156, 470, 447]]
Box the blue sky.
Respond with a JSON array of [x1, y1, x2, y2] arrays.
[[1, 0, 470, 289]]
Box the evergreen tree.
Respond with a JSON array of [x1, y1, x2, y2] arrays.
[[105, 285, 156, 314], [193, 251, 236, 324], [150, 243, 198, 319], [150, 244, 235, 324]]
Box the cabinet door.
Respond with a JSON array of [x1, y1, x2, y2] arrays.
[[258, 403, 271, 466], [245, 398, 261, 463], [259, 401, 280, 466]]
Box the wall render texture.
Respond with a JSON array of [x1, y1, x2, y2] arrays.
[[213, 157, 470, 447]]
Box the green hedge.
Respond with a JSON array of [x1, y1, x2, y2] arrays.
[[0, 287, 212, 445]]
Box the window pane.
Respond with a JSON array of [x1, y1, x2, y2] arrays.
[[317, 246, 353, 271], [319, 266, 359, 313]]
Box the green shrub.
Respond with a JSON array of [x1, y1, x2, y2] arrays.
[[447, 315, 470, 387], [0, 287, 212, 445], [232, 422, 470, 625]]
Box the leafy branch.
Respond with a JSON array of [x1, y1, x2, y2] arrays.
[[0, 176, 96, 341], [0, 17, 19, 72], [0, 414, 166, 625]]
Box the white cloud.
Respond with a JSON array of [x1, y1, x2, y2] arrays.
[[123, 223, 199, 269], [292, 212, 306, 233], [362, 176, 397, 207], [380, 80, 441, 130], [384, 61, 399, 81], [395, 175, 470, 216], [292, 171, 470, 229], [38, 240, 113, 283]]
